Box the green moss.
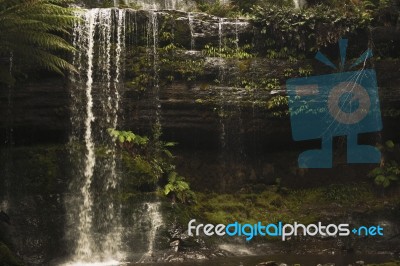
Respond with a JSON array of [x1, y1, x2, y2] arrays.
[[191, 183, 400, 227], [1, 145, 67, 195], [203, 40, 254, 59], [195, 1, 239, 17]]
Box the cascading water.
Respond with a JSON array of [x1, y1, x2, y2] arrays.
[[293, 0, 306, 9], [79, 9, 96, 259], [63, 4, 252, 263], [138, 202, 163, 262], [125, 0, 192, 10], [219, 0, 230, 5], [145, 203, 163, 255], [65, 8, 126, 264], [217, 18, 226, 150], [102, 8, 125, 260], [147, 11, 162, 136], [218, 18, 224, 53], [214, 18, 250, 188], [66, 7, 167, 264], [188, 12, 195, 50], [234, 18, 239, 50]]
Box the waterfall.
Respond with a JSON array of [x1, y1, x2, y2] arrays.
[[146, 203, 163, 255], [217, 18, 226, 150], [147, 11, 162, 137], [138, 202, 163, 262], [234, 18, 239, 50], [65, 8, 126, 264], [218, 18, 224, 52], [102, 8, 125, 260], [188, 12, 195, 50], [125, 0, 189, 10], [67, 8, 166, 264], [293, 0, 306, 9], [78, 8, 97, 260]]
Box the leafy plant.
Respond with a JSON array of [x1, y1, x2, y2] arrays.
[[267, 95, 289, 117], [203, 40, 253, 59], [369, 161, 399, 188], [368, 140, 400, 189], [196, 1, 238, 17], [108, 128, 149, 146], [0, 0, 76, 85], [253, 4, 371, 52], [108, 128, 194, 202], [163, 171, 195, 204], [298, 66, 313, 77]]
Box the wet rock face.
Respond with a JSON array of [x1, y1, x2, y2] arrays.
[[4, 195, 67, 265], [0, 78, 70, 145], [0, 8, 400, 193], [1, 8, 399, 148], [124, 9, 253, 50], [0, 146, 71, 264], [79, 0, 198, 10]]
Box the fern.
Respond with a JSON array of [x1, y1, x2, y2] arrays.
[[163, 171, 194, 204], [0, 0, 76, 85]]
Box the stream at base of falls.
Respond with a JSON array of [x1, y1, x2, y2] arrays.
[[57, 254, 396, 266]]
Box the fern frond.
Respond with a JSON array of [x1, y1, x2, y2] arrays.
[[0, 0, 76, 83], [6, 31, 75, 51]]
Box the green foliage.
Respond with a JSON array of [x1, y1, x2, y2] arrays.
[[108, 129, 164, 190], [128, 47, 154, 92], [163, 171, 195, 204], [253, 4, 371, 52], [265, 46, 303, 60], [196, 1, 238, 17], [203, 39, 253, 59], [369, 161, 400, 188], [193, 187, 321, 226], [158, 33, 206, 82], [267, 95, 289, 117], [353, 0, 396, 26], [1, 145, 66, 194], [192, 182, 396, 230], [128, 31, 205, 90], [0, 0, 76, 85], [233, 76, 282, 94], [159, 49, 205, 82], [221, 0, 295, 14], [107, 128, 149, 146], [298, 66, 313, 77], [108, 129, 195, 203], [368, 140, 400, 189], [324, 183, 373, 204], [230, 0, 258, 14]]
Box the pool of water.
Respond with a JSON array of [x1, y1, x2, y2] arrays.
[[136, 254, 396, 266]]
